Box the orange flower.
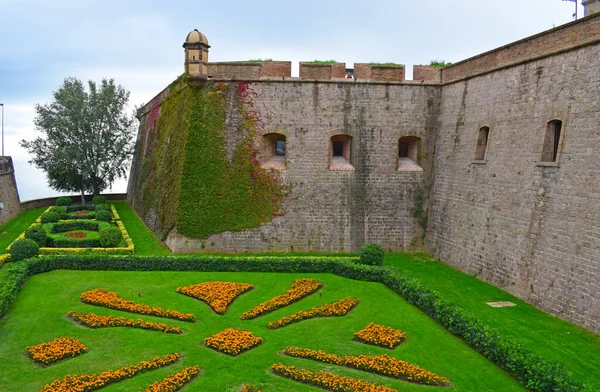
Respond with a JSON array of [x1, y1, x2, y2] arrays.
[[268, 297, 359, 329], [282, 346, 449, 386], [204, 328, 263, 356], [26, 337, 87, 366], [354, 323, 407, 349], [68, 311, 182, 334], [240, 384, 262, 392], [240, 278, 322, 320], [271, 363, 397, 392], [80, 288, 196, 322], [177, 281, 253, 314], [143, 365, 200, 392]]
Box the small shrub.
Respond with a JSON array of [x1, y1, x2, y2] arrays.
[[8, 239, 39, 261], [95, 204, 111, 212], [95, 210, 112, 222], [99, 226, 122, 247], [24, 226, 47, 247], [49, 206, 67, 219], [56, 196, 72, 206], [40, 211, 60, 224], [359, 243, 385, 266], [92, 195, 107, 205], [66, 204, 95, 212]]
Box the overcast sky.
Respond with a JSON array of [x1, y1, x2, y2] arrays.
[[0, 0, 583, 201]]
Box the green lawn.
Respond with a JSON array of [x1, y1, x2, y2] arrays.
[[0, 207, 47, 255], [112, 200, 170, 255], [385, 254, 600, 388], [0, 270, 524, 391]]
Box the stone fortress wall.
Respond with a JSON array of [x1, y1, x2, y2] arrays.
[[0, 157, 21, 225], [129, 12, 600, 332]]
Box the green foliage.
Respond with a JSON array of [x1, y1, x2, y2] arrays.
[[429, 59, 452, 68], [47, 221, 102, 233], [66, 211, 96, 220], [246, 58, 273, 62], [66, 204, 95, 212], [56, 196, 72, 206], [48, 206, 67, 219], [40, 211, 60, 224], [99, 226, 122, 247], [20, 77, 136, 195], [359, 243, 384, 266], [369, 62, 402, 66], [95, 204, 111, 212], [306, 60, 337, 64], [92, 195, 107, 204], [24, 226, 47, 247], [95, 210, 112, 222], [411, 190, 428, 230], [8, 239, 39, 262], [43, 220, 111, 248]]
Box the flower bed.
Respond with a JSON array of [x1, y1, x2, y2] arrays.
[[65, 232, 87, 239], [353, 323, 406, 349], [204, 328, 263, 356], [81, 288, 196, 322], [39, 353, 179, 392], [271, 364, 396, 392], [282, 346, 449, 386], [240, 278, 322, 320], [143, 365, 200, 392], [177, 281, 253, 314], [26, 337, 87, 366], [68, 311, 182, 334], [240, 384, 262, 392], [268, 297, 358, 329]]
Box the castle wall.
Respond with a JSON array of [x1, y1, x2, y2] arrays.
[[152, 80, 439, 253], [427, 42, 600, 332], [0, 157, 21, 225]]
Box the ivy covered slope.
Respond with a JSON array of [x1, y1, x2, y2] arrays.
[[136, 77, 284, 240]]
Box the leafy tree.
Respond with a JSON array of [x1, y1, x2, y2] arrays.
[[21, 77, 136, 203]]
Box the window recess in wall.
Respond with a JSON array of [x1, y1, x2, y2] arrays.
[[329, 135, 355, 171], [261, 133, 286, 170], [472, 126, 490, 163], [397, 136, 422, 172], [539, 120, 562, 166]]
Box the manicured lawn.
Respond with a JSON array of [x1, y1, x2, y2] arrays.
[[385, 253, 600, 388], [0, 207, 47, 255], [112, 200, 170, 256], [0, 270, 524, 391]]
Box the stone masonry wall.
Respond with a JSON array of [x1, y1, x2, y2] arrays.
[[427, 43, 600, 332], [160, 80, 439, 253], [0, 157, 21, 225]]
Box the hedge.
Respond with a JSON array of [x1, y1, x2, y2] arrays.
[[66, 204, 96, 213], [0, 254, 591, 392]]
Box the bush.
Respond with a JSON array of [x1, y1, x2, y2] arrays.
[[24, 226, 47, 247], [66, 204, 95, 212], [8, 239, 39, 261], [66, 211, 96, 220], [48, 221, 101, 233], [40, 211, 60, 224], [49, 206, 67, 220], [95, 204, 111, 212], [92, 195, 107, 205], [99, 226, 122, 247], [359, 244, 385, 266], [95, 210, 112, 222], [56, 196, 72, 206]]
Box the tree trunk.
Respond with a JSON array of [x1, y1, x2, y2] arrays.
[[80, 188, 86, 205]]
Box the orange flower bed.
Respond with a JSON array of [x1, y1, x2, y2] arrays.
[[80, 288, 196, 322], [353, 323, 407, 349], [204, 328, 263, 356], [143, 365, 200, 392], [271, 364, 396, 392], [240, 278, 322, 320], [267, 297, 358, 329], [282, 347, 449, 386], [240, 384, 262, 392], [40, 353, 180, 392], [177, 281, 253, 314], [26, 337, 87, 366], [68, 311, 182, 334]]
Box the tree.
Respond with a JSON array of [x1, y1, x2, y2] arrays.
[[21, 77, 136, 203]]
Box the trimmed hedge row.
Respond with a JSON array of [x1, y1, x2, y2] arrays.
[[0, 255, 592, 392], [66, 204, 96, 213]]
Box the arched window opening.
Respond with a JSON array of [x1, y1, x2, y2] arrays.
[[474, 126, 490, 161], [329, 135, 354, 171], [542, 120, 562, 162], [398, 136, 422, 172], [261, 133, 286, 170]]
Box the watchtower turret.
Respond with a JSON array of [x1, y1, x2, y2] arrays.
[[583, 0, 600, 16], [183, 29, 210, 79]]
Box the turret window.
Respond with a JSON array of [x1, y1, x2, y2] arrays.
[[397, 136, 422, 172], [329, 135, 354, 171]]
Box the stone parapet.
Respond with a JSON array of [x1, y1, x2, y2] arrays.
[[413, 65, 442, 83], [299, 62, 346, 80], [208, 61, 291, 79], [354, 64, 405, 82]]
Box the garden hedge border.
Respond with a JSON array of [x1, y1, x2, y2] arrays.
[[0, 254, 591, 392]]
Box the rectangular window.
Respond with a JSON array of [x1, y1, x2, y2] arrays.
[[474, 127, 490, 161], [333, 141, 344, 157], [542, 120, 562, 162]]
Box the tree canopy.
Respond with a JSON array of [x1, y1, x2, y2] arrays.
[[21, 77, 136, 201]]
